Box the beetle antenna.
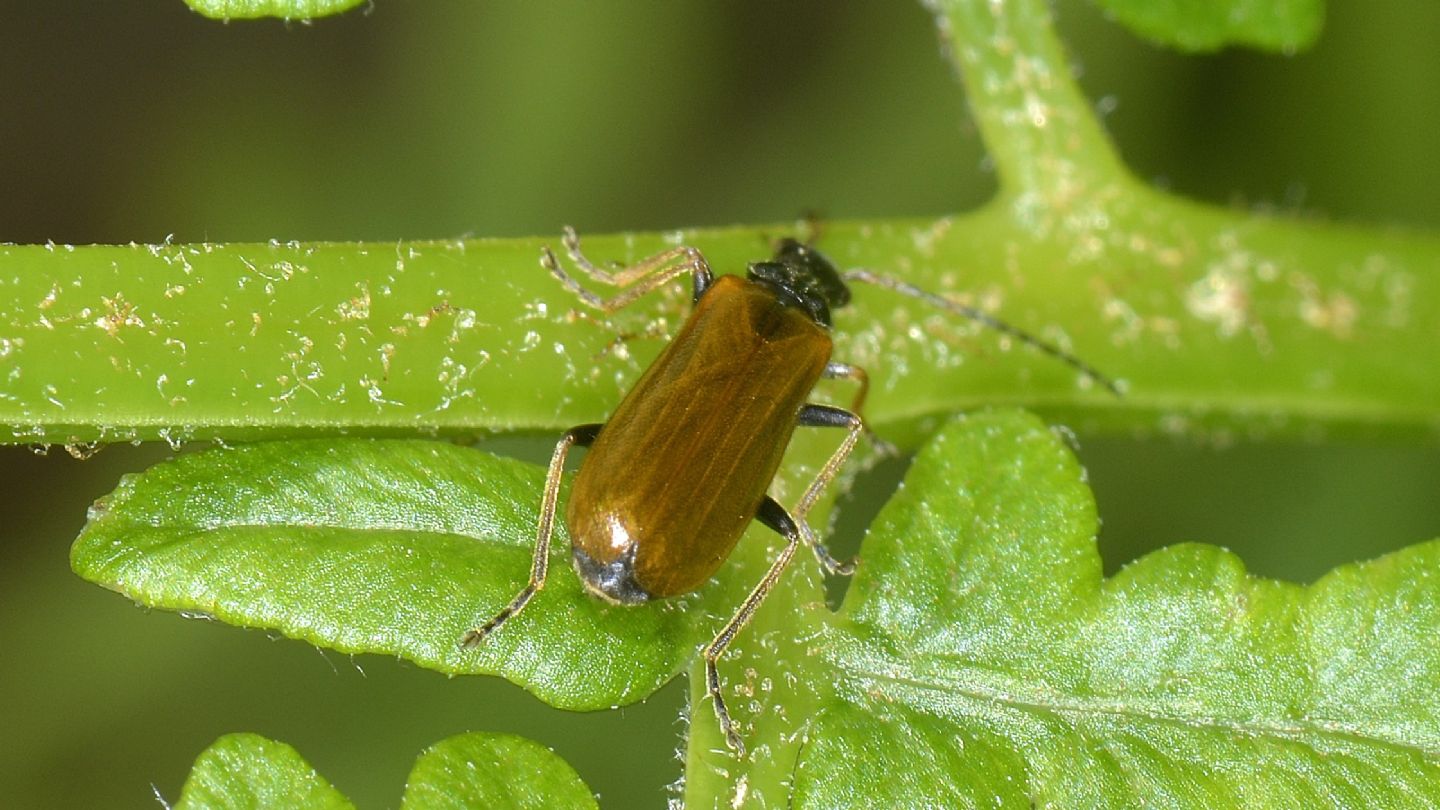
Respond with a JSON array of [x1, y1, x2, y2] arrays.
[[842, 268, 1124, 397]]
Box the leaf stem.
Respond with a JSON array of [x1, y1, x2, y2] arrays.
[[925, 0, 1129, 199]]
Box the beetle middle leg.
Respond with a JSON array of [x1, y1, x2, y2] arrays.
[[822, 362, 897, 457], [792, 403, 865, 574], [461, 422, 602, 647], [701, 404, 864, 754], [822, 362, 870, 414]]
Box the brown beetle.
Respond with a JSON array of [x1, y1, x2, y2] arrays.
[[463, 227, 1118, 755]]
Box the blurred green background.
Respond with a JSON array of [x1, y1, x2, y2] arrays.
[[3, 1, 1439, 807]]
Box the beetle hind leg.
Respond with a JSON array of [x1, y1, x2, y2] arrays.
[[702, 516, 802, 757], [702, 440, 864, 755], [461, 423, 601, 648]]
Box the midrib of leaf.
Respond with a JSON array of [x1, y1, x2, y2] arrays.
[[828, 646, 1440, 761]]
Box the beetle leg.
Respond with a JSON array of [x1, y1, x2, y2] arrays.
[[559, 225, 681, 287], [702, 511, 802, 758], [822, 361, 869, 414], [565, 309, 674, 362], [793, 403, 865, 574], [543, 225, 714, 311], [461, 423, 602, 648], [708, 407, 866, 756], [820, 362, 896, 457], [758, 495, 849, 576]]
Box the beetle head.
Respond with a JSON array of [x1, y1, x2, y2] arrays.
[[746, 239, 851, 327]]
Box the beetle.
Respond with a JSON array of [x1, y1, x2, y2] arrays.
[[462, 227, 1119, 755]]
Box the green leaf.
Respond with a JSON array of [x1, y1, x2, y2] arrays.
[[1090, 0, 1324, 53], [184, 0, 367, 20], [400, 732, 597, 810], [784, 410, 1440, 806], [70, 438, 730, 710], [176, 733, 352, 810], [71, 409, 1440, 805], [175, 731, 596, 809]]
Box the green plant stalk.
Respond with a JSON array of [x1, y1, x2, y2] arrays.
[[3, 201, 1437, 450], [3, 0, 1438, 447], [185, 0, 364, 21], [925, 0, 1130, 198]]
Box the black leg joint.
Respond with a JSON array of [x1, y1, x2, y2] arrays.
[[568, 423, 603, 446], [755, 496, 801, 542], [691, 259, 714, 303], [797, 403, 860, 429]]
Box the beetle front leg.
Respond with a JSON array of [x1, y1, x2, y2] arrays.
[[542, 225, 714, 311]]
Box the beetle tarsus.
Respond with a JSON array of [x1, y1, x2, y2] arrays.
[[461, 585, 536, 647], [811, 539, 857, 576], [706, 657, 747, 758]]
